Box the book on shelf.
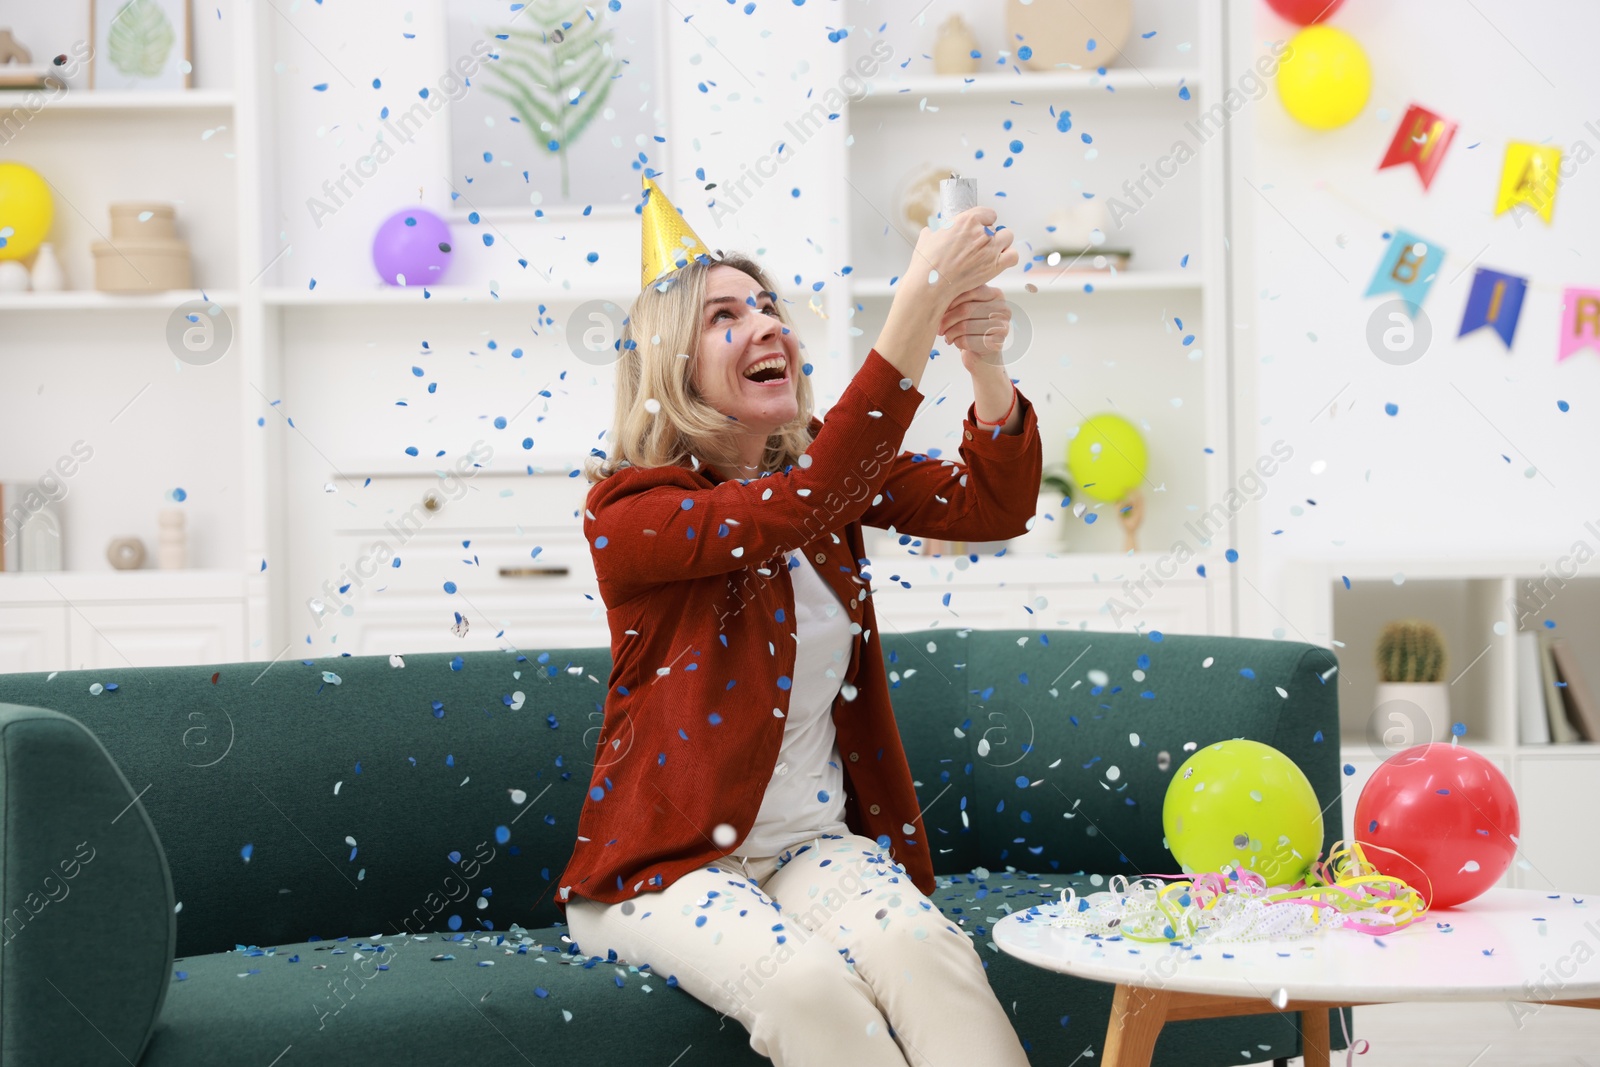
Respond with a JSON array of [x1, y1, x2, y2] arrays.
[[1537, 630, 1580, 743], [1550, 638, 1600, 743], [1517, 630, 1551, 744]]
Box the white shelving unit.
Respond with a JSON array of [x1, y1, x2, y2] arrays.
[[1, 0, 1253, 672], [1281, 558, 1600, 893], [836, 0, 1243, 640]]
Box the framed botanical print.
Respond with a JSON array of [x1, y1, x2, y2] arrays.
[[90, 0, 193, 91], [442, 0, 670, 218]]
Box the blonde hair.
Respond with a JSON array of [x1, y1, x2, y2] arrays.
[[583, 252, 817, 484]]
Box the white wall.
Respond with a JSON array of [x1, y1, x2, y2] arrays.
[[1245, 0, 1600, 637]]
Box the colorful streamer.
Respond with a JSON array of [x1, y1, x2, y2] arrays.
[[1043, 840, 1428, 945]]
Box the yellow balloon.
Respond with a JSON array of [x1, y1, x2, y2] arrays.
[[1163, 739, 1324, 884], [0, 162, 54, 261], [1276, 25, 1371, 131], [1067, 414, 1146, 503]]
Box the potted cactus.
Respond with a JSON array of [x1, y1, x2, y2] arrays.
[[1374, 619, 1450, 746]]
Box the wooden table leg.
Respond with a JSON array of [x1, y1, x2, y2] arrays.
[[1301, 1006, 1331, 1067], [1102, 983, 1171, 1067]]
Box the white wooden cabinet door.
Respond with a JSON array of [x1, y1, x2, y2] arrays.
[[1513, 755, 1600, 894], [1028, 582, 1213, 635], [866, 582, 1033, 635], [0, 606, 69, 674], [343, 597, 611, 657], [67, 602, 245, 670]]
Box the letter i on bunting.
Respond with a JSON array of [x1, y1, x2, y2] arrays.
[[1558, 288, 1600, 363], [1458, 269, 1528, 350], [1365, 229, 1445, 307], [1378, 104, 1457, 190], [1496, 142, 1562, 226]]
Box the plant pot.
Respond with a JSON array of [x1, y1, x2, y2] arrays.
[[1373, 681, 1451, 749], [1017, 491, 1069, 553]]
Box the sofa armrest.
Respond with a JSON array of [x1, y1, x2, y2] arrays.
[[1, 703, 175, 1066]]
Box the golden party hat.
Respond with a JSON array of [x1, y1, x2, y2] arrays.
[[640, 175, 713, 290]]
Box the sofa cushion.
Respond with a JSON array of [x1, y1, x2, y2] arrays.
[[0, 635, 989, 961], [135, 868, 1344, 1067], [0, 704, 175, 1067]]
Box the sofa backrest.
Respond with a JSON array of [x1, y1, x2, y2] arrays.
[[951, 630, 1343, 877], [0, 630, 1339, 958]]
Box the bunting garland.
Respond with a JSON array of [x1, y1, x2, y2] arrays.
[[1365, 108, 1594, 362]]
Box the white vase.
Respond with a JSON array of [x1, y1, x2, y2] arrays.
[[1020, 491, 1069, 552], [0, 260, 29, 292], [30, 242, 65, 291], [1373, 682, 1451, 750]]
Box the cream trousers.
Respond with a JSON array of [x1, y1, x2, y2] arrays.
[[565, 829, 1032, 1067]]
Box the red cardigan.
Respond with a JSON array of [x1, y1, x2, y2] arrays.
[[555, 347, 1043, 913]]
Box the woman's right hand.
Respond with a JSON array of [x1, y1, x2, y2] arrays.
[[910, 206, 1018, 302]]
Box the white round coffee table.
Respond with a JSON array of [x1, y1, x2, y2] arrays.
[[994, 887, 1600, 1067]]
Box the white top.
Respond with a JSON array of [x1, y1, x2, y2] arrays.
[[993, 888, 1600, 1004], [732, 549, 853, 859]]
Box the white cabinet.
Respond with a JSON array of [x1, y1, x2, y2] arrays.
[[0, 606, 69, 674], [0, 572, 247, 673], [1291, 562, 1600, 899], [67, 603, 244, 671], [863, 555, 1218, 636], [1513, 754, 1600, 894], [304, 473, 609, 655]]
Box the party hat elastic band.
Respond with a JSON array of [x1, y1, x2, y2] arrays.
[[640, 175, 714, 290]]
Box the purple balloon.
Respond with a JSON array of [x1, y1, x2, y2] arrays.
[[372, 207, 453, 287]]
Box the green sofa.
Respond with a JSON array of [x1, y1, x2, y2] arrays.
[[0, 629, 1350, 1066]]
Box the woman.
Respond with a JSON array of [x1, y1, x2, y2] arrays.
[[556, 178, 1041, 1066]]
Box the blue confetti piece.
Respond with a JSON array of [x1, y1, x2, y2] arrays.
[[1385, 402, 1399, 416]]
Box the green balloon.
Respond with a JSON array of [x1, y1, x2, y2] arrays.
[[1162, 739, 1323, 883]]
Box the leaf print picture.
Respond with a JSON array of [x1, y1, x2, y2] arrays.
[[91, 0, 194, 90], [444, 0, 668, 214]]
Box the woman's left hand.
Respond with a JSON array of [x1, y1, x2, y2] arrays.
[[938, 285, 1011, 374]]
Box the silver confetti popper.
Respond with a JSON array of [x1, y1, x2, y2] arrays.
[[938, 173, 978, 227]]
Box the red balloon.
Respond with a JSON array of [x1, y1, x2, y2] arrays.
[[1354, 743, 1519, 910], [1263, 0, 1346, 25]]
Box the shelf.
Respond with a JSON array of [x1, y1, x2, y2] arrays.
[[262, 283, 828, 308], [862, 548, 1220, 584], [12, 89, 236, 113], [849, 270, 1200, 299], [0, 568, 249, 604], [1339, 743, 1514, 762], [262, 283, 633, 307], [856, 69, 1199, 104], [0, 290, 236, 311], [1288, 558, 1550, 582]]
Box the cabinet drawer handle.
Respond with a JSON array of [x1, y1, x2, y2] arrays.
[[498, 566, 570, 579]]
